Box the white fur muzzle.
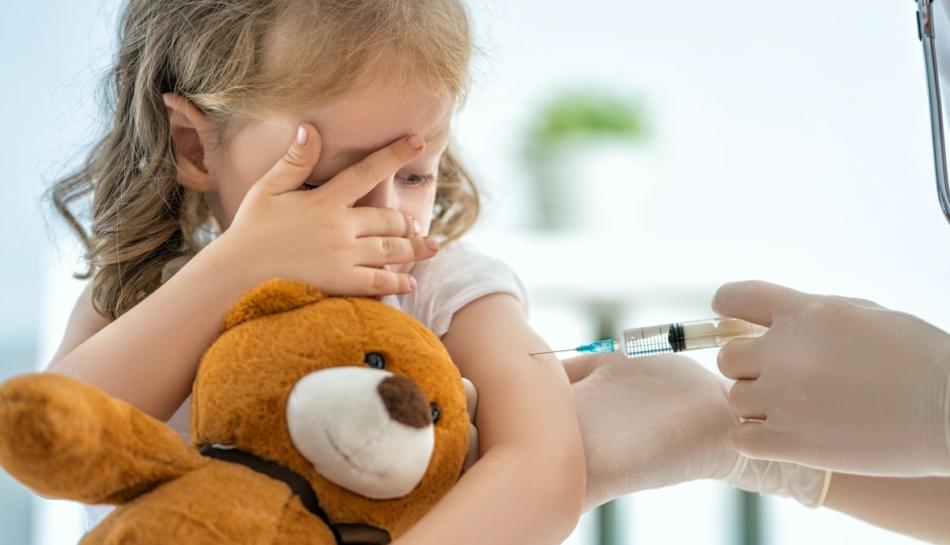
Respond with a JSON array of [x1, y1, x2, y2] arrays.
[[286, 366, 435, 499]]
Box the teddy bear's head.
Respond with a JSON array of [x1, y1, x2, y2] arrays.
[[190, 279, 469, 539]]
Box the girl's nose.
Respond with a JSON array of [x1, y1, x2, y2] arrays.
[[355, 176, 396, 209]]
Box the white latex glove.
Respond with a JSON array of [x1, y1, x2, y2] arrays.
[[566, 352, 831, 510], [564, 353, 719, 506], [714, 280, 950, 477], [468, 351, 830, 509], [723, 454, 832, 509]]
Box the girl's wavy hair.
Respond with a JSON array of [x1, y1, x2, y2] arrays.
[[50, 0, 479, 320]]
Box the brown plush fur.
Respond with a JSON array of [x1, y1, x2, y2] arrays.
[[0, 279, 468, 544]]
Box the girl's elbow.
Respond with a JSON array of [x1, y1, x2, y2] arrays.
[[566, 457, 588, 524], [547, 443, 587, 534], [549, 472, 585, 539]]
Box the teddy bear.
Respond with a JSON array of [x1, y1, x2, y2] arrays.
[[0, 278, 469, 544]]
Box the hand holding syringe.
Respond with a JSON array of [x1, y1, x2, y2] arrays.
[[532, 317, 768, 358]]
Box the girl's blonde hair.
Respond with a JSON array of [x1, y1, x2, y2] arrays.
[[51, 0, 479, 320]]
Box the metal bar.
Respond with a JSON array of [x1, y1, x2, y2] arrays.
[[590, 300, 628, 545], [737, 489, 764, 545]]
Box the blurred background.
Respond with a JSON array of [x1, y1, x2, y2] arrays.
[[0, 0, 942, 543]]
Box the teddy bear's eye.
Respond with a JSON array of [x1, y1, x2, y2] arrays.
[[430, 402, 441, 424], [364, 352, 385, 369]]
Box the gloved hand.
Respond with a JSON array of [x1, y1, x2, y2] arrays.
[[466, 350, 832, 509], [714, 280, 950, 477], [564, 352, 830, 510], [565, 352, 737, 510]]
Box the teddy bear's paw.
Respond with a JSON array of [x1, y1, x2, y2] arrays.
[[0, 373, 105, 496]]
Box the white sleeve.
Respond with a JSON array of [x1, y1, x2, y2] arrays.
[[401, 242, 529, 338]]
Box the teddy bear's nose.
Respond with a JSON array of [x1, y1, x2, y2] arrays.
[[377, 375, 430, 429]]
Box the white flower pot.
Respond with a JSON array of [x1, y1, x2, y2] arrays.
[[530, 137, 654, 234]]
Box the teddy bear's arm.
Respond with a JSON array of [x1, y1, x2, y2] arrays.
[[0, 373, 207, 504]]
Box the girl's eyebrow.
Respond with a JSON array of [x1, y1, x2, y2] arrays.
[[324, 146, 375, 166], [324, 124, 450, 163]]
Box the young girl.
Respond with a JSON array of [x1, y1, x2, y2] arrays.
[[45, 0, 584, 543]]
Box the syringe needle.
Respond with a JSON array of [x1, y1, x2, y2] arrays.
[[529, 348, 576, 356]]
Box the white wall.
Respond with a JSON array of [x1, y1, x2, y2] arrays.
[[1, 2, 124, 544], [459, 0, 947, 318]]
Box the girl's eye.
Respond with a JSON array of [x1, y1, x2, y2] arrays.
[[397, 173, 436, 186]]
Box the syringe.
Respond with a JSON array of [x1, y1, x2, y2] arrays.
[[532, 317, 767, 358]]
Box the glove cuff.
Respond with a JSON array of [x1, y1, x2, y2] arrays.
[[722, 455, 832, 509]]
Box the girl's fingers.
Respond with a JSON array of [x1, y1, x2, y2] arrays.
[[462, 377, 478, 421], [349, 267, 418, 295], [255, 124, 323, 196], [353, 236, 439, 267], [460, 352, 481, 474], [320, 134, 425, 206], [349, 206, 422, 238], [712, 280, 812, 327]]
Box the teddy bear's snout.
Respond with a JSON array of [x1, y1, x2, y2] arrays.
[[286, 367, 436, 499]]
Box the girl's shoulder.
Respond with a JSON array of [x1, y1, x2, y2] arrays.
[[415, 239, 511, 275], [387, 240, 529, 337]]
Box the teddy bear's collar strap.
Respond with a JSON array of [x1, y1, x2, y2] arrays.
[[199, 444, 342, 544]]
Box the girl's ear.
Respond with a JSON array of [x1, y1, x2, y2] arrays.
[[163, 93, 214, 192]]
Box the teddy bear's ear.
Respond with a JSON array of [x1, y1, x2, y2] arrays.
[[221, 279, 327, 332]]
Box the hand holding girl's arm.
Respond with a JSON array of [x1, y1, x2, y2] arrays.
[[565, 351, 829, 511], [565, 352, 740, 511], [47, 125, 436, 420]]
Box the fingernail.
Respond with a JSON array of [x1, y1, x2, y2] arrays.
[[407, 134, 423, 151], [296, 125, 308, 146], [424, 237, 439, 251], [412, 219, 421, 236], [408, 275, 417, 290]]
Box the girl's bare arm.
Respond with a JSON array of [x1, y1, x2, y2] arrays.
[[45, 243, 275, 420], [393, 293, 586, 545]]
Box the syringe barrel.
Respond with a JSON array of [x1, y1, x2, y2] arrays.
[[618, 318, 767, 358], [677, 318, 767, 350]]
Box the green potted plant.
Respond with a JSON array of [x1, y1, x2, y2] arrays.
[[523, 90, 651, 232]]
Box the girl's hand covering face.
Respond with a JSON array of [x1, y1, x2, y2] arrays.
[[218, 123, 439, 297]]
